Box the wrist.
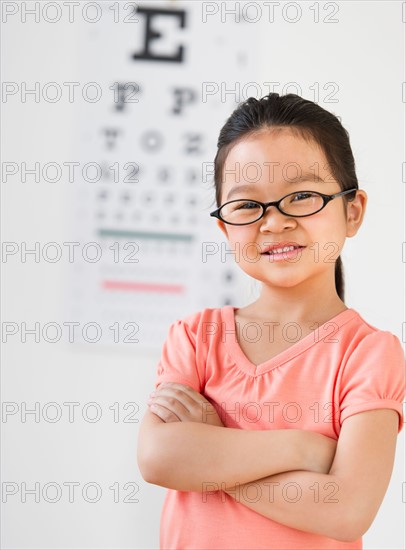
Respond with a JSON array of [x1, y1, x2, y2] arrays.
[[302, 431, 337, 474], [291, 429, 313, 470]]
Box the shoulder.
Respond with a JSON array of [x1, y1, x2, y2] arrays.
[[334, 310, 405, 433], [167, 306, 227, 345], [338, 309, 405, 359], [338, 312, 405, 393], [334, 309, 405, 396], [351, 310, 404, 350]]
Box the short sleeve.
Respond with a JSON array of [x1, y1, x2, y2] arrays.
[[339, 331, 406, 433], [154, 319, 203, 393]]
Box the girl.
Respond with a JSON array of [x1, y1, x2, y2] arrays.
[[137, 93, 405, 549]]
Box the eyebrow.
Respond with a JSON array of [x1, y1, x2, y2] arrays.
[[225, 172, 325, 201]]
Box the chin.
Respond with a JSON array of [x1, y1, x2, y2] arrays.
[[243, 261, 318, 283], [246, 271, 306, 288]]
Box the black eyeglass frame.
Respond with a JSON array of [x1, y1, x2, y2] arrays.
[[210, 188, 358, 226]]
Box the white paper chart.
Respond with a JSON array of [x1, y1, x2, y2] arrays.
[[67, 0, 260, 349]]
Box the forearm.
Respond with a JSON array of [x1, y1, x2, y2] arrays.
[[222, 409, 402, 542], [142, 422, 314, 492], [223, 470, 357, 542]]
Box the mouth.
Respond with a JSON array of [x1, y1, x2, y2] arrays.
[[262, 244, 305, 256]]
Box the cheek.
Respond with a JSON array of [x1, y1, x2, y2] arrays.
[[305, 209, 346, 238], [227, 227, 256, 244], [303, 216, 346, 261], [226, 229, 262, 262]]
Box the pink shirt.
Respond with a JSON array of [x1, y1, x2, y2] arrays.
[[154, 306, 405, 549]]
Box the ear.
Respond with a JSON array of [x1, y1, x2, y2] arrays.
[[346, 189, 367, 237], [216, 219, 229, 239]]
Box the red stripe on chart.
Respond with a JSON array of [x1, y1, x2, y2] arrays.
[[102, 280, 185, 293]]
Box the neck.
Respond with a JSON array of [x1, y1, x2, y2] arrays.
[[249, 270, 347, 324]]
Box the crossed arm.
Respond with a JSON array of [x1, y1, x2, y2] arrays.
[[137, 382, 400, 542]]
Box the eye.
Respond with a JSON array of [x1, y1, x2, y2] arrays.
[[291, 192, 314, 202], [235, 201, 260, 210], [230, 201, 259, 212]]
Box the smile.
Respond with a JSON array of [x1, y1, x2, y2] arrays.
[[263, 245, 304, 255]]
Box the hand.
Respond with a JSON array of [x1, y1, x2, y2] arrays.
[[147, 382, 224, 427]]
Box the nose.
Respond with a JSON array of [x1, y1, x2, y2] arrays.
[[258, 205, 296, 232]]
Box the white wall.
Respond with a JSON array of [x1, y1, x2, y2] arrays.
[[2, 1, 405, 549]]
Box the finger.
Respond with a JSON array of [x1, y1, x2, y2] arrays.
[[157, 383, 207, 406], [149, 394, 191, 421], [154, 390, 213, 423], [153, 386, 200, 412], [157, 382, 199, 395], [148, 402, 181, 423]]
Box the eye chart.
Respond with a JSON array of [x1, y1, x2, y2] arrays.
[[67, 0, 260, 349]]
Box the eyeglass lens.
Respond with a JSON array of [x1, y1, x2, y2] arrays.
[[219, 192, 324, 224]]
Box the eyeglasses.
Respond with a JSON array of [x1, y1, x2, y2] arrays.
[[210, 188, 358, 226]]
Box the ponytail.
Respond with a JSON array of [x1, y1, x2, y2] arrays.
[[335, 256, 345, 302]]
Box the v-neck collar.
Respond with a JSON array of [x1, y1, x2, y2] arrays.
[[220, 305, 360, 376]]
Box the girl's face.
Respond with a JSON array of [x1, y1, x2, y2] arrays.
[[216, 128, 366, 291]]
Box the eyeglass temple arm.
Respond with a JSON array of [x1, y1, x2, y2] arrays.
[[331, 188, 358, 199]]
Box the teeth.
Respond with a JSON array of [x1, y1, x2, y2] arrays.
[[267, 245, 299, 254]]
